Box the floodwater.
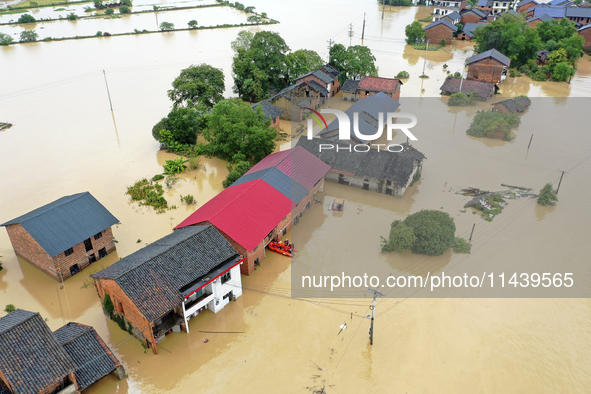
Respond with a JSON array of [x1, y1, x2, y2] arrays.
[[1, 0, 590, 392]]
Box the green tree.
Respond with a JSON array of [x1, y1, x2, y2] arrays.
[[222, 161, 252, 188], [261, 12, 267, 18], [121, 0, 132, 5], [328, 43, 349, 81], [94, 0, 104, 9], [203, 98, 276, 163], [159, 21, 174, 30], [167, 64, 225, 109], [247, 15, 262, 24], [285, 49, 324, 84], [119, 5, 131, 13], [404, 210, 456, 256], [405, 21, 425, 44], [18, 14, 36, 23], [20, 30, 38, 42], [152, 103, 206, 144], [329, 44, 378, 82], [537, 18, 577, 44], [230, 30, 253, 53], [30, 1, 39, 6], [381, 222, 417, 252], [0, 33, 13, 46], [104, 8, 114, 15], [538, 183, 558, 206], [245, 6, 255, 12], [473, 16, 541, 66], [66, 12, 78, 20], [188, 19, 198, 28], [552, 61, 572, 81]]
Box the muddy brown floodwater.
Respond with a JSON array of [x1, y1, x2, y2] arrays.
[[1, 0, 591, 392]]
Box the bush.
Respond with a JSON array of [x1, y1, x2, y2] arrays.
[[5, 304, 16, 313], [163, 157, 188, 174], [126, 178, 168, 213], [18, 14, 36, 23], [188, 20, 198, 28], [119, 5, 131, 13], [104, 8, 114, 15], [452, 237, 471, 253], [188, 156, 202, 170], [20, 30, 38, 42], [466, 110, 520, 139], [159, 21, 175, 31], [531, 71, 547, 81], [152, 174, 165, 181], [180, 194, 196, 204], [103, 294, 114, 316], [0, 33, 14, 46], [96, 31, 103, 36], [538, 183, 558, 206], [121, 0, 132, 5], [66, 13, 78, 20], [440, 38, 446, 47], [381, 222, 416, 252], [222, 161, 251, 188], [448, 92, 478, 106], [395, 70, 410, 79]]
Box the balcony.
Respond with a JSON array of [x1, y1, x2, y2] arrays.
[[184, 292, 214, 317]]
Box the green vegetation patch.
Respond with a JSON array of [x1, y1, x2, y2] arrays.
[[466, 110, 520, 140], [126, 178, 168, 213]]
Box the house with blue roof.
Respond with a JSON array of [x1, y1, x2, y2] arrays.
[[1, 192, 119, 281]]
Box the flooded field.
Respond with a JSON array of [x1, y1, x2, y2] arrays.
[[1, 0, 590, 392]]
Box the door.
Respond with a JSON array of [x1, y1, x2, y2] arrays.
[[84, 238, 93, 252]]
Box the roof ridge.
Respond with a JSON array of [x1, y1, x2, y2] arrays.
[[2, 192, 88, 226], [55, 323, 92, 344], [0, 310, 40, 335], [209, 180, 269, 223]]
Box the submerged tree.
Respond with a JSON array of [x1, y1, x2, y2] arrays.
[[167, 64, 225, 109], [537, 183, 558, 206], [405, 21, 425, 44], [20, 30, 38, 42]]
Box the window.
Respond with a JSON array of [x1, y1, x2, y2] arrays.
[[69, 264, 80, 275], [88, 253, 97, 264], [98, 247, 107, 259], [223, 291, 233, 301], [94, 231, 103, 240], [84, 238, 93, 252], [386, 180, 392, 186], [221, 271, 231, 284], [64, 247, 74, 256]]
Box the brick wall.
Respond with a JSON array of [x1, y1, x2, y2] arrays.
[[357, 84, 401, 100], [517, 1, 536, 13], [4, 224, 57, 279], [579, 28, 591, 49], [457, 32, 473, 40], [270, 116, 280, 132], [425, 24, 455, 45], [467, 58, 506, 83], [460, 13, 482, 24], [93, 278, 156, 353]]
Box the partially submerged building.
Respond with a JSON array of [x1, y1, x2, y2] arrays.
[[295, 65, 341, 98], [268, 81, 327, 122], [457, 22, 486, 40], [357, 76, 402, 100], [0, 192, 119, 281], [424, 19, 458, 45], [0, 310, 124, 394], [91, 225, 244, 354], [466, 48, 511, 84], [296, 138, 426, 198], [440, 77, 498, 99], [432, 0, 467, 21], [491, 97, 532, 113], [317, 92, 401, 144], [341, 79, 361, 101], [251, 100, 282, 132]]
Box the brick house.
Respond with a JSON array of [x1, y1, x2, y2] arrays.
[[528, 4, 591, 25], [175, 147, 329, 275], [578, 24, 591, 49], [251, 100, 282, 132], [0, 310, 125, 394], [357, 76, 402, 100], [457, 22, 486, 40], [297, 138, 426, 198], [268, 81, 327, 122], [526, 13, 553, 27], [442, 10, 462, 24], [295, 65, 341, 98], [476, 0, 494, 13], [424, 19, 458, 45], [491, 97, 532, 113], [460, 8, 488, 24], [0, 192, 119, 281], [91, 225, 244, 354], [466, 48, 511, 84], [341, 79, 361, 101], [440, 77, 498, 99], [516, 0, 538, 13], [318, 92, 401, 145]]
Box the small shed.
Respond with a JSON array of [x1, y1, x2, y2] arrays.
[[491, 97, 532, 114], [341, 79, 361, 101]]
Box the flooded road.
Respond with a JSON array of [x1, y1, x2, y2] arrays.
[[1, 0, 591, 392]]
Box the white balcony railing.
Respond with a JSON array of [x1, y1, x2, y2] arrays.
[[184, 293, 214, 317]]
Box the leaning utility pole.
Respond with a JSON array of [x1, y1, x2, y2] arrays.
[[103, 70, 113, 111], [361, 12, 366, 43], [556, 170, 565, 194], [382, 0, 386, 19], [367, 288, 384, 345], [348, 23, 354, 46], [422, 40, 430, 76]]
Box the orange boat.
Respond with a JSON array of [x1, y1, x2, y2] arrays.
[[268, 241, 293, 257]]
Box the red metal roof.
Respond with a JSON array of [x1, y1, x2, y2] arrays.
[[246, 147, 330, 190], [357, 76, 401, 94], [174, 179, 291, 252]]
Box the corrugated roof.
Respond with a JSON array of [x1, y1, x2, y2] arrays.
[[92, 225, 240, 322], [174, 180, 291, 252], [425, 19, 459, 31], [1, 192, 119, 257], [230, 168, 309, 205], [319, 92, 401, 143], [467, 48, 511, 66], [54, 323, 120, 391], [246, 146, 330, 190], [0, 310, 75, 394]]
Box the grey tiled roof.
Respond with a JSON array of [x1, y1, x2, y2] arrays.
[[566, 6, 591, 17], [321, 64, 340, 79], [296, 138, 425, 188], [425, 19, 458, 31], [54, 323, 120, 391], [492, 97, 531, 112], [312, 70, 334, 84], [252, 100, 282, 121], [463, 7, 487, 17], [517, 0, 538, 6], [443, 11, 461, 20], [305, 80, 329, 96], [477, 0, 493, 6], [319, 92, 400, 143], [502, 9, 522, 17], [341, 79, 361, 93], [230, 167, 310, 205], [0, 192, 119, 257], [527, 13, 554, 22], [467, 48, 511, 66], [0, 310, 75, 394], [462, 22, 484, 37], [533, 5, 567, 17], [91, 225, 240, 322]]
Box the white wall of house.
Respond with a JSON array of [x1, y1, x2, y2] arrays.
[[207, 265, 242, 314]]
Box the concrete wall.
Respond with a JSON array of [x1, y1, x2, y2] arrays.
[[207, 265, 242, 313]]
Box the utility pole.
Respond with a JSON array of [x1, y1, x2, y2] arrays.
[[459, 62, 466, 92], [422, 40, 430, 76], [348, 23, 354, 47], [103, 70, 113, 111], [155, 11, 158, 29], [556, 170, 565, 194], [367, 288, 384, 345], [382, 0, 386, 19], [361, 12, 366, 43], [327, 38, 334, 54], [469, 223, 476, 241], [527, 134, 534, 149]]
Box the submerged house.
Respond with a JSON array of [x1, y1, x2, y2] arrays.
[[0, 310, 125, 394], [466, 48, 511, 84], [296, 138, 426, 198], [268, 81, 327, 122], [0, 192, 119, 281], [91, 225, 243, 354], [317, 92, 401, 145], [424, 19, 458, 45], [251, 100, 282, 132], [491, 97, 532, 113], [357, 76, 403, 100], [440, 77, 498, 99], [175, 147, 329, 275], [295, 65, 341, 98], [341, 79, 361, 101], [457, 22, 486, 40]]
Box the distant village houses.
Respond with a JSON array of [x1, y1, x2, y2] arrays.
[[0, 192, 119, 281], [432, 0, 467, 21], [516, 0, 539, 13], [578, 24, 591, 49], [297, 138, 426, 198], [91, 225, 244, 354], [0, 310, 125, 394]]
